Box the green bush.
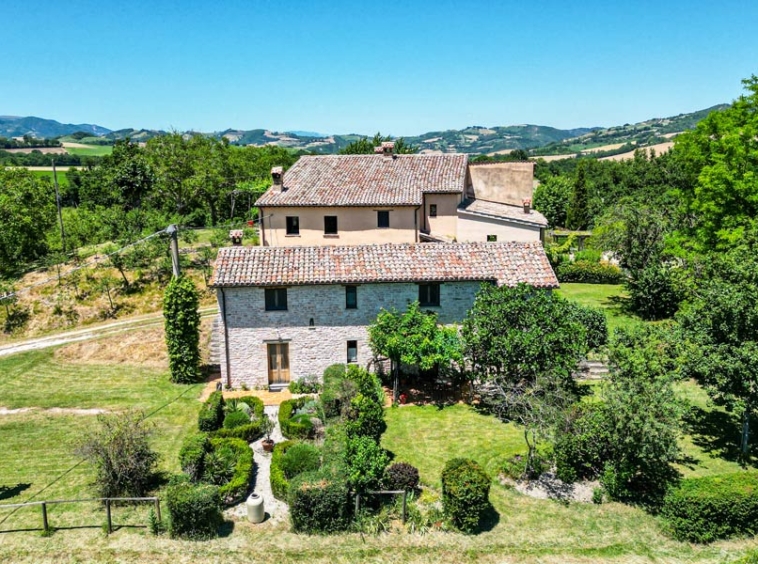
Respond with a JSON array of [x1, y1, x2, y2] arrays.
[[211, 420, 264, 442], [235, 396, 265, 419], [321, 364, 349, 418], [270, 440, 295, 500], [178, 433, 211, 482], [208, 438, 254, 504], [441, 458, 491, 534], [288, 472, 352, 534], [279, 398, 314, 439], [346, 365, 384, 404], [556, 260, 624, 284], [202, 443, 236, 487], [567, 303, 608, 350], [574, 249, 602, 263], [166, 481, 222, 540], [626, 263, 681, 321], [554, 404, 611, 483], [222, 410, 250, 429], [384, 462, 419, 491], [345, 435, 390, 492], [281, 443, 321, 479], [345, 392, 386, 442], [662, 473, 758, 543], [289, 376, 322, 394], [163, 276, 201, 383], [198, 391, 225, 432]]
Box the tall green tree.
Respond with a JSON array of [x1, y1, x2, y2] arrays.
[[339, 132, 417, 154], [532, 176, 571, 228], [566, 160, 590, 230], [163, 275, 201, 383]]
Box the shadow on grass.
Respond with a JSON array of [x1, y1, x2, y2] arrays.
[[0, 483, 31, 501], [475, 504, 500, 534], [684, 406, 750, 465], [218, 519, 235, 538]]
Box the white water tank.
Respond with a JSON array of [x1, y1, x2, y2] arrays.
[[246, 493, 265, 523]]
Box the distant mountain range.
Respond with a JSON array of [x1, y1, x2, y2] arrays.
[[0, 104, 729, 156]]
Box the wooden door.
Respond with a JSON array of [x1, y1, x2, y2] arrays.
[[268, 343, 290, 385]]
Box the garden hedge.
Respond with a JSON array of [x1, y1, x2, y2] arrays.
[[178, 433, 211, 482], [288, 472, 352, 534], [198, 391, 225, 432], [235, 396, 265, 419], [441, 458, 491, 534], [211, 420, 264, 443], [556, 260, 624, 284], [270, 440, 295, 500], [662, 472, 758, 543], [208, 437, 254, 505], [166, 481, 222, 540], [279, 397, 313, 439]]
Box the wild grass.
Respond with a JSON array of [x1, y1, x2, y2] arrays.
[[555, 282, 641, 333]]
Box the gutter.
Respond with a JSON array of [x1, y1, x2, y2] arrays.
[[218, 287, 232, 388]]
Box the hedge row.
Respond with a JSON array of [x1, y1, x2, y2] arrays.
[[279, 397, 313, 439], [210, 437, 254, 504], [212, 420, 264, 442], [556, 260, 624, 284], [166, 480, 222, 540], [198, 391, 225, 432], [662, 472, 758, 543], [441, 458, 491, 534], [178, 434, 211, 482], [288, 472, 352, 534], [270, 440, 295, 500]]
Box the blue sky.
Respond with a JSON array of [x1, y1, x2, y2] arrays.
[[3, 0, 757, 136]]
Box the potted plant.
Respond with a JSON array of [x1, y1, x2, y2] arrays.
[[260, 414, 275, 453]]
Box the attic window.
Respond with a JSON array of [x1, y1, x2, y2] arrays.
[[377, 211, 390, 228], [429, 204, 437, 217], [324, 216, 338, 235]]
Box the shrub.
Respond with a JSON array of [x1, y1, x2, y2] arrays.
[[345, 435, 390, 492], [222, 410, 250, 429], [280, 443, 321, 480], [346, 364, 384, 404], [279, 398, 313, 439], [321, 364, 349, 418], [236, 396, 264, 419], [179, 433, 211, 482], [208, 438, 254, 504], [574, 249, 602, 263], [345, 392, 386, 442], [163, 276, 201, 383], [556, 260, 624, 284], [626, 263, 681, 321], [441, 458, 491, 534], [661, 473, 758, 543], [288, 473, 352, 534], [198, 391, 225, 432], [554, 404, 612, 483], [271, 440, 295, 500], [166, 481, 222, 540], [202, 443, 236, 487], [75, 411, 159, 498], [384, 462, 419, 491], [567, 304, 608, 350], [211, 420, 264, 442], [289, 375, 322, 394]]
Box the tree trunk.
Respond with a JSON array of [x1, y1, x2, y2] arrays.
[[741, 409, 750, 459], [393, 358, 399, 404]]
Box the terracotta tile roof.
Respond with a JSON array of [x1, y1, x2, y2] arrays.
[[211, 242, 558, 289], [255, 154, 468, 207], [458, 198, 548, 227]]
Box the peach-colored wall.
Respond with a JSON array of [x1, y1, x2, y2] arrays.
[[457, 211, 542, 243], [469, 162, 534, 206], [423, 193, 461, 240], [260, 206, 418, 246]]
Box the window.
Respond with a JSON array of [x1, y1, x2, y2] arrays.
[[345, 285, 357, 309], [347, 340, 358, 363], [324, 216, 338, 235], [264, 288, 288, 311], [487, 234, 497, 242], [429, 204, 437, 217], [286, 216, 299, 235], [418, 283, 440, 307], [377, 211, 390, 228]]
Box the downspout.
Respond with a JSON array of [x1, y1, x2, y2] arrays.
[[414, 205, 421, 242], [219, 288, 232, 389], [259, 206, 266, 246]]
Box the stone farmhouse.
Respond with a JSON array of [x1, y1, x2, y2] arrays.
[[255, 143, 547, 247], [210, 241, 558, 389]]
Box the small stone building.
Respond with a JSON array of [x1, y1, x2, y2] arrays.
[[210, 241, 558, 389]]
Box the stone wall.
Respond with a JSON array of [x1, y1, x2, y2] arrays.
[[217, 281, 484, 388]]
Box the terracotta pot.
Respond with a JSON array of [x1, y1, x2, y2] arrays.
[[262, 439, 274, 453]]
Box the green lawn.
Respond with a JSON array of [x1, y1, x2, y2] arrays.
[[30, 170, 69, 187], [64, 145, 112, 157], [555, 282, 641, 333]]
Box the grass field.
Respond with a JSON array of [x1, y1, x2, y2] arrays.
[[555, 282, 641, 333], [30, 169, 69, 187], [64, 145, 112, 157]]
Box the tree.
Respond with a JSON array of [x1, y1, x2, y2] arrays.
[[368, 301, 461, 403], [461, 283, 590, 474], [673, 76, 758, 251], [339, 132, 418, 155], [566, 160, 590, 230], [0, 168, 56, 276], [532, 176, 571, 228], [163, 275, 201, 383], [677, 245, 758, 458], [76, 411, 159, 497]]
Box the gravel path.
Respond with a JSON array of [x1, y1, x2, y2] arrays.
[[225, 406, 290, 525]]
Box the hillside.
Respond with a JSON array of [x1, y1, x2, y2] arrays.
[[1, 104, 727, 156]]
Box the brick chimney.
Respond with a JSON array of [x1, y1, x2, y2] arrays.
[[229, 229, 243, 246], [271, 166, 283, 194], [523, 198, 532, 214], [376, 141, 395, 158]]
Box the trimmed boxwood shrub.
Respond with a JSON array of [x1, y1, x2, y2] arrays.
[[280, 443, 321, 479], [321, 364, 348, 418], [179, 433, 211, 482], [556, 260, 624, 284], [235, 396, 265, 419], [279, 397, 313, 439], [271, 440, 295, 500], [166, 481, 222, 539], [441, 458, 491, 534], [288, 472, 352, 534], [223, 410, 250, 429], [345, 392, 386, 442], [198, 391, 225, 432], [662, 473, 758, 543], [345, 435, 390, 492], [208, 437, 254, 504], [384, 462, 420, 491], [211, 420, 264, 443]]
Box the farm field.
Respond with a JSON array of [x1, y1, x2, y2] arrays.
[[61, 142, 112, 157]]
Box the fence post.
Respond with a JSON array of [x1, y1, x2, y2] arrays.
[[402, 490, 407, 524], [105, 499, 112, 534], [154, 498, 161, 523], [41, 502, 49, 533]]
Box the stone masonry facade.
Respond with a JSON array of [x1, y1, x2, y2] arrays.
[[217, 280, 483, 388]]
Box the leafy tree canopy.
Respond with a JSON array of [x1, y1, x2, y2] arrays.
[[339, 132, 417, 155]]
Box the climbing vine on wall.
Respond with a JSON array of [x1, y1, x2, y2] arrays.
[[163, 275, 201, 383]]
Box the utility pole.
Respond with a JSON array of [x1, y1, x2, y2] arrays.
[[52, 159, 67, 253], [166, 224, 181, 278]]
